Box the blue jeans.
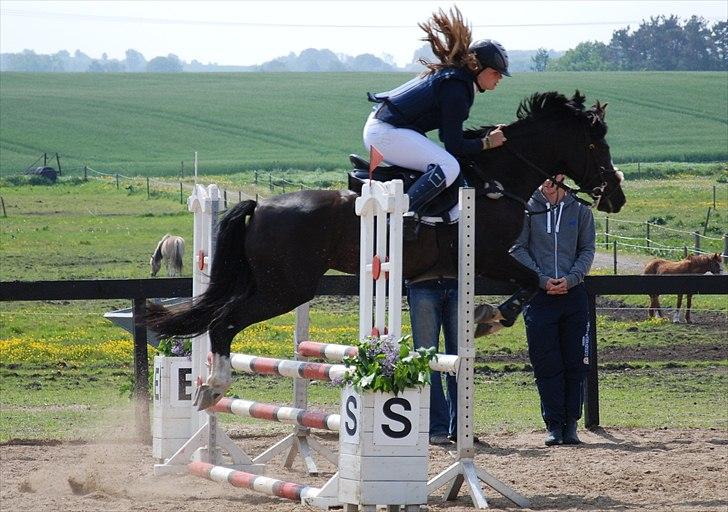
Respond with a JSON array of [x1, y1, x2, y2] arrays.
[[407, 278, 459, 437], [523, 283, 590, 427]]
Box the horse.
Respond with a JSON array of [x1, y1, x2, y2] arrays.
[[146, 90, 626, 410], [150, 234, 185, 277], [644, 253, 722, 323]]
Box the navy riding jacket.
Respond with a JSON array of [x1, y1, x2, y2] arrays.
[[368, 67, 482, 156]]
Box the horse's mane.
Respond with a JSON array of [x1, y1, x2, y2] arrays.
[[464, 90, 607, 139]]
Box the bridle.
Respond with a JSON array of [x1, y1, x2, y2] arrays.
[[502, 124, 614, 209]]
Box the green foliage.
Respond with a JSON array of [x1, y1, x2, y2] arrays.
[[549, 41, 613, 71], [156, 338, 192, 357], [0, 72, 726, 177], [530, 48, 550, 72], [342, 336, 436, 394]]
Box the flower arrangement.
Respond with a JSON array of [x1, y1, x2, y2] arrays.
[[156, 338, 192, 358], [341, 335, 436, 394]]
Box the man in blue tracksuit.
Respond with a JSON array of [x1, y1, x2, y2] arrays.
[[509, 175, 595, 446]]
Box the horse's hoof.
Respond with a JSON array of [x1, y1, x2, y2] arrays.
[[474, 303, 501, 324], [193, 383, 222, 411], [475, 322, 503, 338]]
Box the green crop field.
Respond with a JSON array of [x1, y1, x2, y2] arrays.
[[1, 71, 726, 177]]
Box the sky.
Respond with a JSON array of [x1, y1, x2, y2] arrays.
[[1, 1, 726, 67]]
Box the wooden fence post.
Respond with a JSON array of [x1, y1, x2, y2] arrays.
[[116, 174, 120, 189], [83, 166, 88, 181], [604, 216, 609, 249], [269, 173, 273, 192], [146, 177, 150, 198], [254, 170, 258, 185], [723, 234, 728, 266], [0, 197, 6, 218], [55, 153, 62, 176], [238, 190, 242, 203], [693, 231, 701, 255], [223, 189, 228, 209], [683, 246, 688, 258], [713, 185, 716, 209], [132, 298, 151, 445], [584, 291, 600, 430], [613, 240, 618, 275], [43, 152, 47, 167], [703, 207, 712, 236], [179, 182, 184, 204], [646, 222, 650, 249]]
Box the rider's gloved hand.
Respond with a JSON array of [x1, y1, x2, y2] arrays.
[[482, 126, 507, 150]]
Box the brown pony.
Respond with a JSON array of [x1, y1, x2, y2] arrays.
[[644, 253, 723, 323]]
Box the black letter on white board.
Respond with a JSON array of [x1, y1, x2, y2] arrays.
[[381, 397, 412, 438], [345, 395, 358, 435], [178, 367, 192, 401]]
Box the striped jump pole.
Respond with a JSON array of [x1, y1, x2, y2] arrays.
[[230, 353, 347, 382], [211, 397, 340, 432], [189, 461, 320, 502], [297, 341, 460, 374]]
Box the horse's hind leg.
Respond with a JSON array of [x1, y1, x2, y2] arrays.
[[648, 295, 658, 319], [685, 294, 693, 323], [673, 294, 683, 323]]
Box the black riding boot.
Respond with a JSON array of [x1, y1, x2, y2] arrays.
[[563, 419, 581, 445], [544, 422, 564, 446], [403, 164, 447, 241]]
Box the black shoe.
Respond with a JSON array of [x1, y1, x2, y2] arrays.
[[544, 423, 564, 446], [429, 434, 452, 445], [448, 434, 481, 444], [563, 420, 582, 445]]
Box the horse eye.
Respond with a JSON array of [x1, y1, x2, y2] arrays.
[[589, 144, 595, 150]]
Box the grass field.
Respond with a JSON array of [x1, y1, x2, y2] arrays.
[[1, 72, 726, 176]]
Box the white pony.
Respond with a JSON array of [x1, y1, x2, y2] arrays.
[[150, 234, 185, 277]]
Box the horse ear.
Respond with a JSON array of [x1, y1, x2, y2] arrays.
[[572, 89, 586, 108]]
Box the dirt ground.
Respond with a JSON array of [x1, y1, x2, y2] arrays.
[[2, 423, 727, 512]]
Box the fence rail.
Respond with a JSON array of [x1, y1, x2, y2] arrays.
[[1, 274, 726, 434]]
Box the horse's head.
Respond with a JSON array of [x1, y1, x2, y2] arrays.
[[707, 253, 723, 274], [150, 255, 162, 276], [559, 91, 625, 213]]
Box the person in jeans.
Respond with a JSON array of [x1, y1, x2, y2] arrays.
[[509, 174, 595, 446], [407, 277, 459, 445]]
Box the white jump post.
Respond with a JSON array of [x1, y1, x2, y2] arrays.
[[427, 187, 531, 509]]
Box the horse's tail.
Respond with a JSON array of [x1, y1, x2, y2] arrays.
[[146, 200, 257, 338], [173, 237, 185, 273]]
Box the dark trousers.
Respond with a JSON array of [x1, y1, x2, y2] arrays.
[[523, 283, 590, 427], [407, 279, 459, 437]]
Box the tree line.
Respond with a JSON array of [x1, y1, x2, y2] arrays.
[[2, 15, 725, 73], [531, 16, 726, 71]]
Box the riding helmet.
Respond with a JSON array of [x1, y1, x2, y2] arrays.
[[469, 39, 511, 76]]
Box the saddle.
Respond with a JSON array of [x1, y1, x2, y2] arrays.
[[347, 155, 464, 222]]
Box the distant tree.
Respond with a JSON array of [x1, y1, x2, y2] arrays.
[[530, 48, 550, 71], [549, 41, 613, 71], [606, 15, 726, 71], [712, 21, 727, 70], [124, 49, 147, 72], [349, 53, 394, 72], [146, 54, 183, 72]]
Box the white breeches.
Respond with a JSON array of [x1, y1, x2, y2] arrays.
[[363, 112, 460, 187]]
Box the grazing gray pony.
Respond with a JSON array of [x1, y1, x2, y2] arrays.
[[150, 234, 185, 277]]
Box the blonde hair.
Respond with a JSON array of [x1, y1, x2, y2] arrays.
[[418, 6, 480, 76]]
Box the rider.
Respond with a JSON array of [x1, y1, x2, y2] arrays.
[[364, 7, 510, 235]]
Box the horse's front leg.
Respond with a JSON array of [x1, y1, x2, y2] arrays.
[[474, 253, 540, 337], [685, 294, 693, 323], [673, 294, 683, 323]]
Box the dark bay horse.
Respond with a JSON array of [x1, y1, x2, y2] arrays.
[[146, 90, 626, 409], [645, 253, 722, 323]]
